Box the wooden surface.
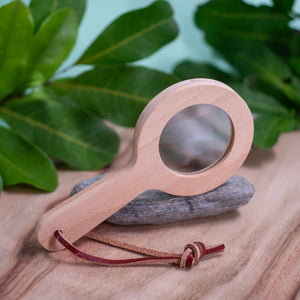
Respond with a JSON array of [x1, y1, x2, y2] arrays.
[[36, 79, 253, 251], [0, 128, 299, 300]]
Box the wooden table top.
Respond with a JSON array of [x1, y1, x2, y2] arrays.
[[0, 129, 299, 300]]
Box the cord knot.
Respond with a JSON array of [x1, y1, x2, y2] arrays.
[[180, 242, 206, 268]]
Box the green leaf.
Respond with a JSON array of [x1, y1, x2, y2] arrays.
[[0, 0, 33, 100], [290, 31, 300, 57], [230, 83, 296, 149], [1, 97, 120, 170], [0, 115, 10, 129], [195, 0, 292, 57], [273, 0, 294, 12], [253, 112, 294, 148], [281, 76, 300, 106], [194, 0, 299, 148], [51, 65, 179, 127], [0, 174, 2, 194], [230, 83, 294, 149], [174, 61, 237, 83], [230, 83, 288, 115], [230, 46, 300, 105], [233, 46, 291, 83], [0, 126, 57, 191], [293, 114, 300, 130], [20, 8, 78, 87], [77, 1, 178, 65], [288, 56, 300, 77], [30, 0, 86, 31]]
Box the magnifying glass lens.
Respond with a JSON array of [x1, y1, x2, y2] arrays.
[[159, 104, 232, 173]]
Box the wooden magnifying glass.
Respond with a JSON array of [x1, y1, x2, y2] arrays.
[[36, 79, 253, 251]]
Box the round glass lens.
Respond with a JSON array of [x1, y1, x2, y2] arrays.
[[159, 104, 232, 173]]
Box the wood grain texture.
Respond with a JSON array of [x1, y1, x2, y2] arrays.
[[0, 129, 299, 300]]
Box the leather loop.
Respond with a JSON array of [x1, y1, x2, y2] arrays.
[[54, 230, 224, 268]]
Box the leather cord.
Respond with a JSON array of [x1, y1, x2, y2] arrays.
[[54, 230, 225, 268]]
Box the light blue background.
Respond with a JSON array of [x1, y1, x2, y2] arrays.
[[62, 0, 300, 76], [1, 0, 300, 76]]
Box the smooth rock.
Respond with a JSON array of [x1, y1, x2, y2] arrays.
[[71, 174, 255, 225]]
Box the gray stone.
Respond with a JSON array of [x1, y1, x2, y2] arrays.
[[71, 174, 254, 225]]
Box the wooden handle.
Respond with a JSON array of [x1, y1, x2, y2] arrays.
[[36, 163, 146, 251]]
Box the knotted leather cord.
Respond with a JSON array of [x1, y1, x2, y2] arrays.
[[54, 230, 225, 268]]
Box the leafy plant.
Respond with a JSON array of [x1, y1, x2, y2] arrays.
[[2, 0, 298, 196], [174, 0, 300, 149], [0, 0, 179, 194]]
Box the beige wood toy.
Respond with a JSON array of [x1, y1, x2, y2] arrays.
[[36, 79, 254, 251]]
